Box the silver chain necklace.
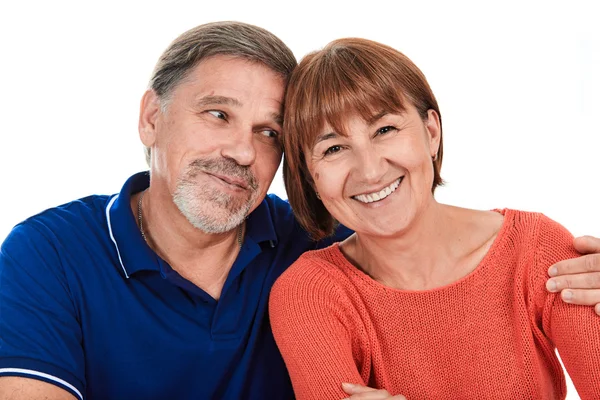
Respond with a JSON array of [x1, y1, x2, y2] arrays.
[[137, 190, 244, 247], [137, 190, 148, 243]]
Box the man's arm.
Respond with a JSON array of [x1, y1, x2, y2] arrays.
[[0, 222, 85, 399], [546, 235, 600, 315], [0, 377, 76, 400]]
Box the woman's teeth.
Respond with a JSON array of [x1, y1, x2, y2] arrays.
[[354, 177, 402, 204]]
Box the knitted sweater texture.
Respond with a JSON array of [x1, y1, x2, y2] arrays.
[[269, 210, 600, 399]]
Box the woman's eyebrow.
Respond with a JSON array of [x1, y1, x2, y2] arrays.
[[312, 132, 339, 148], [366, 110, 389, 126]]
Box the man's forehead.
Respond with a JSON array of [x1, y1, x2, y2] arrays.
[[188, 55, 284, 86], [184, 62, 284, 98]]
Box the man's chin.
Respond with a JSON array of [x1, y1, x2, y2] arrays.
[[183, 208, 248, 234]]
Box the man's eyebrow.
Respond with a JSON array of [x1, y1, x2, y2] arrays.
[[269, 112, 283, 128], [195, 95, 242, 108]]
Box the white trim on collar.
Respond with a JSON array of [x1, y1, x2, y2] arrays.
[[105, 194, 130, 279]]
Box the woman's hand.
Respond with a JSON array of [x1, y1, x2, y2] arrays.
[[546, 235, 600, 315], [342, 383, 406, 399]]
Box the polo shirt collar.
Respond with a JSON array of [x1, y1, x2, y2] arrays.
[[245, 195, 278, 247], [106, 172, 279, 278], [106, 171, 159, 277]]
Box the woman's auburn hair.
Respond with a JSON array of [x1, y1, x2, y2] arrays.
[[282, 38, 444, 240]]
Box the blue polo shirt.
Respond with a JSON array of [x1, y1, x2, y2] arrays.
[[0, 172, 349, 400]]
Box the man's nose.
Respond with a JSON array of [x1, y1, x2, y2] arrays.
[[221, 130, 256, 166]]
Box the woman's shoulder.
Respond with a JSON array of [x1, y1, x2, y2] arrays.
[[514, 209, 578, 265], [496, 209, 574, 246], [273, 243, 349, 294], [452, 208, 576, 280], [269, 243, 362, 331], [496, 209, 578, 285]]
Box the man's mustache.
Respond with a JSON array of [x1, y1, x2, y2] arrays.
[[187, 159, 258, 190]]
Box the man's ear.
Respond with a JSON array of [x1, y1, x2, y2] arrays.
[[139, 90, 161, 148], [425, 109, 441, 157]]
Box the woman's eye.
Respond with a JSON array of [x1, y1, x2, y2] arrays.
[[376, 126, 395, 135], [207, 110, 227, 120], [324, 145, 342, 156]]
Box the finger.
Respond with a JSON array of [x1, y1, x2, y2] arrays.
[[548, 254, 600, 277], [341, 383, 407, 399], [347, 389, 393, 399], [596, 304, 600, 316], [342, 383, 377, 394], [559, 288, 600, 307], [546, 272, 600, 292], [573, 235, 600, 254]]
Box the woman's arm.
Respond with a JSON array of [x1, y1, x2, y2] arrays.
[[269, 259, 368, 400], [535, 219, 600, 398]]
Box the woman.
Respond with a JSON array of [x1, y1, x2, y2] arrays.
[[269, 38, 600, 399]]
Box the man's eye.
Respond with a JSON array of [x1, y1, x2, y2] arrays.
[[207, 110, 227, 120], [259, 129, 279, 139], [376, 126, 395, 135], [324, 145, 342, 156]]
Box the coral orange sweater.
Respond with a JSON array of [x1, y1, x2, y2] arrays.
[[269, 210, 600, 399]]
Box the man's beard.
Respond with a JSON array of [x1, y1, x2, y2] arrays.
[[173, 158, 258, 234]]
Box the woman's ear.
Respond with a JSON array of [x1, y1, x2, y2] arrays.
[[425, 109, 442, 157]]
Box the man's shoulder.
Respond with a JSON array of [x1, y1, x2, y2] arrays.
[[262, 194, 353, 246], [261, 194, 305, 241], [2, 194, 114, 259], [18, 194, 111, 234], [263, 193, 292, 219]]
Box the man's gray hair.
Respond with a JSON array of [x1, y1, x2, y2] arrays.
[[144, 21, 297, 166]]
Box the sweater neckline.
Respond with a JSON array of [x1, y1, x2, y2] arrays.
[[328, 208, 515, 294]]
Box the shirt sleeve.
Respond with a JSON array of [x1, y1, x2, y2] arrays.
[[269, 258, 367, 400], [534, 215, 600, 399], [0, 221, 85, 400]]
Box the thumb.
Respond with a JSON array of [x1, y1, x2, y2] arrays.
[[574, 236, 600, 254]]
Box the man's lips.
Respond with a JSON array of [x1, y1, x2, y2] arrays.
[[206, 172, 250, 189]]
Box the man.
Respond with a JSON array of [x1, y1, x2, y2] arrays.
[[0, 21, 598, 400]]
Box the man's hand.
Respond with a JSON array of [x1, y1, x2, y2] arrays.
[[341, 382, 406, 399], [546, 235, 600, 315]]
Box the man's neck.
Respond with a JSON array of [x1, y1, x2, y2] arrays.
[[132, 187, 242, 300]]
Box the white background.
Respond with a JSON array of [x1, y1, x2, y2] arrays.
[[1, 0, 598, 397]]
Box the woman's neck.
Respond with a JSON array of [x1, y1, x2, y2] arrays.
[[341, 203, 503, 291]]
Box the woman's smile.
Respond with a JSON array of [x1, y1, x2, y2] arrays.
[[352, 176, 404, 204]]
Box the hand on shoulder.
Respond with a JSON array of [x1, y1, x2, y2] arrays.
[[546, 235, 600, 315]]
